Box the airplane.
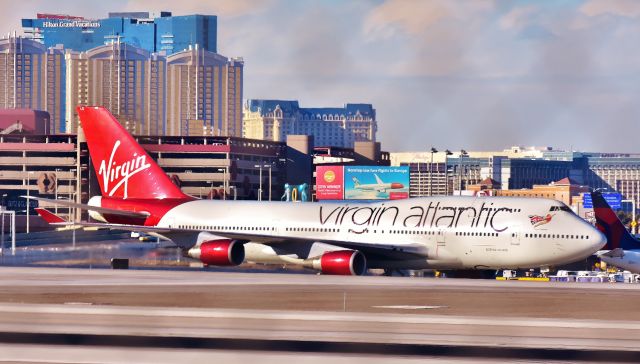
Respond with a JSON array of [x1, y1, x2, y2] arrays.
[[352, 174, 404, 192], [590, 191, 640, 273], [29, 106, 606, 275]]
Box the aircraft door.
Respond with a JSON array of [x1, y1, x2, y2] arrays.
[[165, 217, 175, 229], [428, 228, 446, 260], [271, 217, 282, 236], [510, 229, 520, 246]]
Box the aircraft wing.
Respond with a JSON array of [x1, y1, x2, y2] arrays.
[[24, 196, 150, 219], [34, 209, 172, 233], [35, 208, 429, 260]]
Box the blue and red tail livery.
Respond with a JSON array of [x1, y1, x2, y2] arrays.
[[591, 191, 639, 250]]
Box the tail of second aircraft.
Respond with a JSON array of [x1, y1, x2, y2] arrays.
[[77, 106, 190, 201], [374, 174, 384, 185], [591, 191, 639, 250]]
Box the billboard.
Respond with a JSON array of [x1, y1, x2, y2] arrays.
[[316, 166, 410, 200], [315, 166, 345, 200], [2, 191, 39, 215], [582, 192, 622, 209], [344, 166, 409, 200]]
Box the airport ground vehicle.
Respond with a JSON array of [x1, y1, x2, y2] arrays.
[[32, 106, 606, 275]]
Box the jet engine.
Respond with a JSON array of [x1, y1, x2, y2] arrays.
[[187, 239, 245, 266], [309, 250, 367, 276]]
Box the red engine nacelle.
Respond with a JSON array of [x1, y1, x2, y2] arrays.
[[188, 239, 245, 266], [318, 250, 367, 276]]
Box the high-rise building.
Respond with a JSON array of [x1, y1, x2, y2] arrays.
[[22, 12, 217, 55], [243, 99, 377, 148], [166, 46, 243, 137], [65, 42, 242, 137], [65, 41, 166, 135], [15, 12, 241, 136], [0, 36, 65, 133]]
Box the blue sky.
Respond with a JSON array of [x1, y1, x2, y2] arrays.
[[3, 0, 640, 152]]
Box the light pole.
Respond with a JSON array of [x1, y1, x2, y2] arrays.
[[458, 150, 468, 195], [622, 199, 637, 235], [254, 164, 263, 201], [222, 168, 227, 200], [254, 164, 272, 201], [55, 168, 61, 214], [429, 147, 438, 196], [69, 169, 76, 222], [444, 149, 453, 195], [206, 181, 213, 199], [26, 171, 34, 233], [266, 164, 272, 201], [229, 185, 237, 200], [1, 193, 6, 255]]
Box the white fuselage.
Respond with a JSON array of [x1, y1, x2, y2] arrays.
[[155, 196, 605, 270], [600, 251, 640, 273]]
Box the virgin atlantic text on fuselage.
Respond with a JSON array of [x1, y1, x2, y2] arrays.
[[319, 202, 515, 232]]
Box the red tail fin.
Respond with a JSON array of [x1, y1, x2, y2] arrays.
[[77, 106, 189, 200]]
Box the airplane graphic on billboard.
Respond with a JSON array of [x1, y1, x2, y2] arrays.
[[353, 174, 404, 193]]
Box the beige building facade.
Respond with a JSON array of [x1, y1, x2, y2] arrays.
[[65, 42, 166, 135], [243, 100, 377, 148], [65, 42, 243, 137], [0, 36, 65, 134], [166, 46, 243, 137]]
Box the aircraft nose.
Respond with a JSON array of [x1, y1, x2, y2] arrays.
[[584, 227, 607, 254]]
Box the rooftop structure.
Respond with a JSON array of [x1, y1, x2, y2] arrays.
[[0, 109, 50, 134], [21, 12, 217, 55], [243, 99, 377, 148]]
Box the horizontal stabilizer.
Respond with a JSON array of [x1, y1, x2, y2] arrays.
[[22, 196, 150, 219], [34, 208, 67, 224], [601, 248, 625, 258]]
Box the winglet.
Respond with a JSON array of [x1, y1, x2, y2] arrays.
[[35, 208, 67, 224]]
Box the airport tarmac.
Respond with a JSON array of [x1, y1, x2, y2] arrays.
[[0, 267, 640, 363]]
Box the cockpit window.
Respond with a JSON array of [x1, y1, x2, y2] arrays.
[[549, 205, 572, 212]]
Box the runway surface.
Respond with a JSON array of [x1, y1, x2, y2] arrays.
[[0, 267, 639, 363]]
